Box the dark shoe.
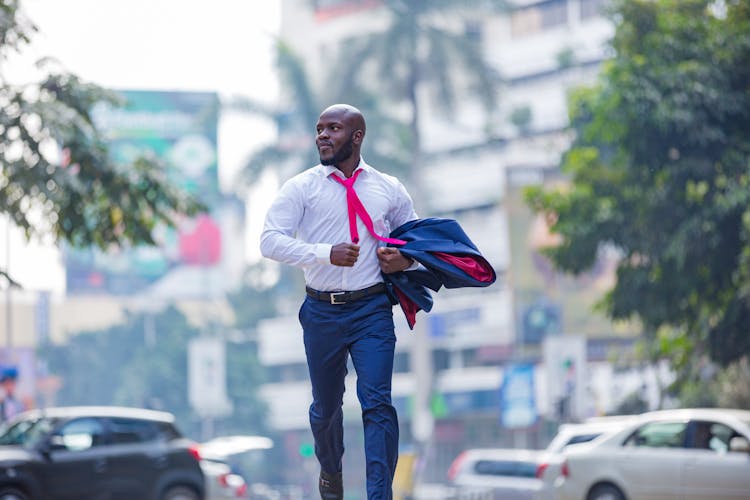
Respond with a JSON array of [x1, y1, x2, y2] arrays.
[[319, 470, 343, 500]]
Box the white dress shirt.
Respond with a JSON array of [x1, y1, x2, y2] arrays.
[[260, 159, 417, 292]]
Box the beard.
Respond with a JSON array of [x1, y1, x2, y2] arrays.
[[320, 133, 355, 166]]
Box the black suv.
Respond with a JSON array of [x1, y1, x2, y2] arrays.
[[0, 406, 205, 500]]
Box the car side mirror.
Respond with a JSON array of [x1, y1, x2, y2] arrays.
[[729, 436, 750, 453]]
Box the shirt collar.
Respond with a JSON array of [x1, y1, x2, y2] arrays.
[[321, 157, 370, 179]]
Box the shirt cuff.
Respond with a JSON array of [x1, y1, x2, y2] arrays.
[[314, 243, 333, 264], [405, 258, 421, 272]]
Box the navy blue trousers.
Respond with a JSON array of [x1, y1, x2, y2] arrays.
[[299, 292, 399, 500]]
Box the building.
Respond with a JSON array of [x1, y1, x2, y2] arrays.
[[257, 0, 650, 489]]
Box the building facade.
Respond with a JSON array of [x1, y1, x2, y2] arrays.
[[259, 0, 652, 490]]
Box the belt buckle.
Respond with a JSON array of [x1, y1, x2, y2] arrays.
[[330, 291, 347, 304]]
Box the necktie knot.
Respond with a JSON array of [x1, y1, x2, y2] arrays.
[[330, 169, 361, 188]]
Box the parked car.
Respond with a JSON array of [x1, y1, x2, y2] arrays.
[[537, 416, 637, 495], [447, 448, 546, 499], [201, 457, 248, 499], [545, 416, 637, 454], [198, 435, 274, 500], [554, 408, 750, 500], [447, 417, 637, 500], [0, 406, 205, 500]]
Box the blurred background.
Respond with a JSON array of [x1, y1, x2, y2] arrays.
[[1, 0, 749, 498]]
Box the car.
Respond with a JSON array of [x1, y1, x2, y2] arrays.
[[445, 417, 636, 500], [446, 417, 637, 500], [554, 408, 750, 500], [0, 405, 205, 500], [537, 416, 637, 495], [200, 457, 248, 499], [545, 416, 637, 454], [447, 448, 547, 499], [198, 435, 274, 500]]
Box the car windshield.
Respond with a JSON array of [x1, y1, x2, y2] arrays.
[[0, 417, 56, 448]]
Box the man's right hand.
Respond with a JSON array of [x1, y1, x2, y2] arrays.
[[330, 243, 360, 266]]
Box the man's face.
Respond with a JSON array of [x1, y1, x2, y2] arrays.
[[316, 111, 357, 166]]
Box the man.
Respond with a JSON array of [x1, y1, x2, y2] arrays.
[[260, 104, 417, 500], [0, 366, 23, 423]]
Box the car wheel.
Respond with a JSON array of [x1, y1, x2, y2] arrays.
[[0, 487, 30, 500], [161, 485, 200, 500], [588, 483, 625, 500]]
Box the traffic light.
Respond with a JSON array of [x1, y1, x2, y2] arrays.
[[298, 442, 315, 458]]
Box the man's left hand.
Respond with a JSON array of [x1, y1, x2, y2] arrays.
[[377, 247, 413, 274]]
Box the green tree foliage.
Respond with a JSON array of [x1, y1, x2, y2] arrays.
[[525, 1, 750, 369], [0, 1, 203, 281]]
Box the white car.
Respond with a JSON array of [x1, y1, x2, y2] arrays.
[[447, 448, 547, 499], [198, 435, 274, 500], [538, 416, 637, 496], [446, 418, 634, 500], [554, 408, 750, 500], [546, 417, 637, 454], [201, 458, 249, 499]]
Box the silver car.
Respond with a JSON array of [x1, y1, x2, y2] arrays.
[[447, 448, 547, 499], [537, 416, 637, 496], [554, 408, 750, 500], [201, 458, 248, 499]]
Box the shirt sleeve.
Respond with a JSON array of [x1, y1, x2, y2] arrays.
[[389, 179, 418, 229], [260, 178, 332, 267], [389, 179, 420, 271]]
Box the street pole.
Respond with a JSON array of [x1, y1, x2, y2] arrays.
[[411, 317, 434, 446], [5, 217, 12, 351]]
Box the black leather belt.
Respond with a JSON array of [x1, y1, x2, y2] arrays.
[[305, 283, 387, 304]]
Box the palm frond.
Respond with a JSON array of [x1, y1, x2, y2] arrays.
[[431, 27, 498, 110], [0, 269, 21, 289], [276, 40, 320, 129], [239, 144, 302, 186], [223, 95, 280, 120]]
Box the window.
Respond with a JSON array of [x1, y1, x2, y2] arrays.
[[393, 352, 410, 374], [56, 418, 106, 451], [157, 422, 181, 440], [464, 20, 483, 44], [0, 417, 55, 447], [108, 418, 159, 444], [511, 0, 568, 37], [689, 421, 738, 453], [474, 459, 537, 478], [624, 421, 688, 448], [581, 0, 610, 20], [565, 432, 601, 447]]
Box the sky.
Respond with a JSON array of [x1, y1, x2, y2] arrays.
[[3, 0, 281, 293]]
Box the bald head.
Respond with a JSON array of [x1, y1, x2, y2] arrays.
[[320, 104, 366, 136]]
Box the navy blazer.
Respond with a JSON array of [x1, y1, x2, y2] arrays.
[[382, 218, 496, 329]]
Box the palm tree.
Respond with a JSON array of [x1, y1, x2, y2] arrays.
[[330, 0, 505, 186], [233, 40, 411, 188]]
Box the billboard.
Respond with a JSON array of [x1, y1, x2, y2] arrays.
[[499, 363, 537, 429], [65, 90, 226, 297], [188, 336, 232, 418]]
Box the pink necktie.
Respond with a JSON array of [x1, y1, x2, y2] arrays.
[[330, 170, 406, 245]]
